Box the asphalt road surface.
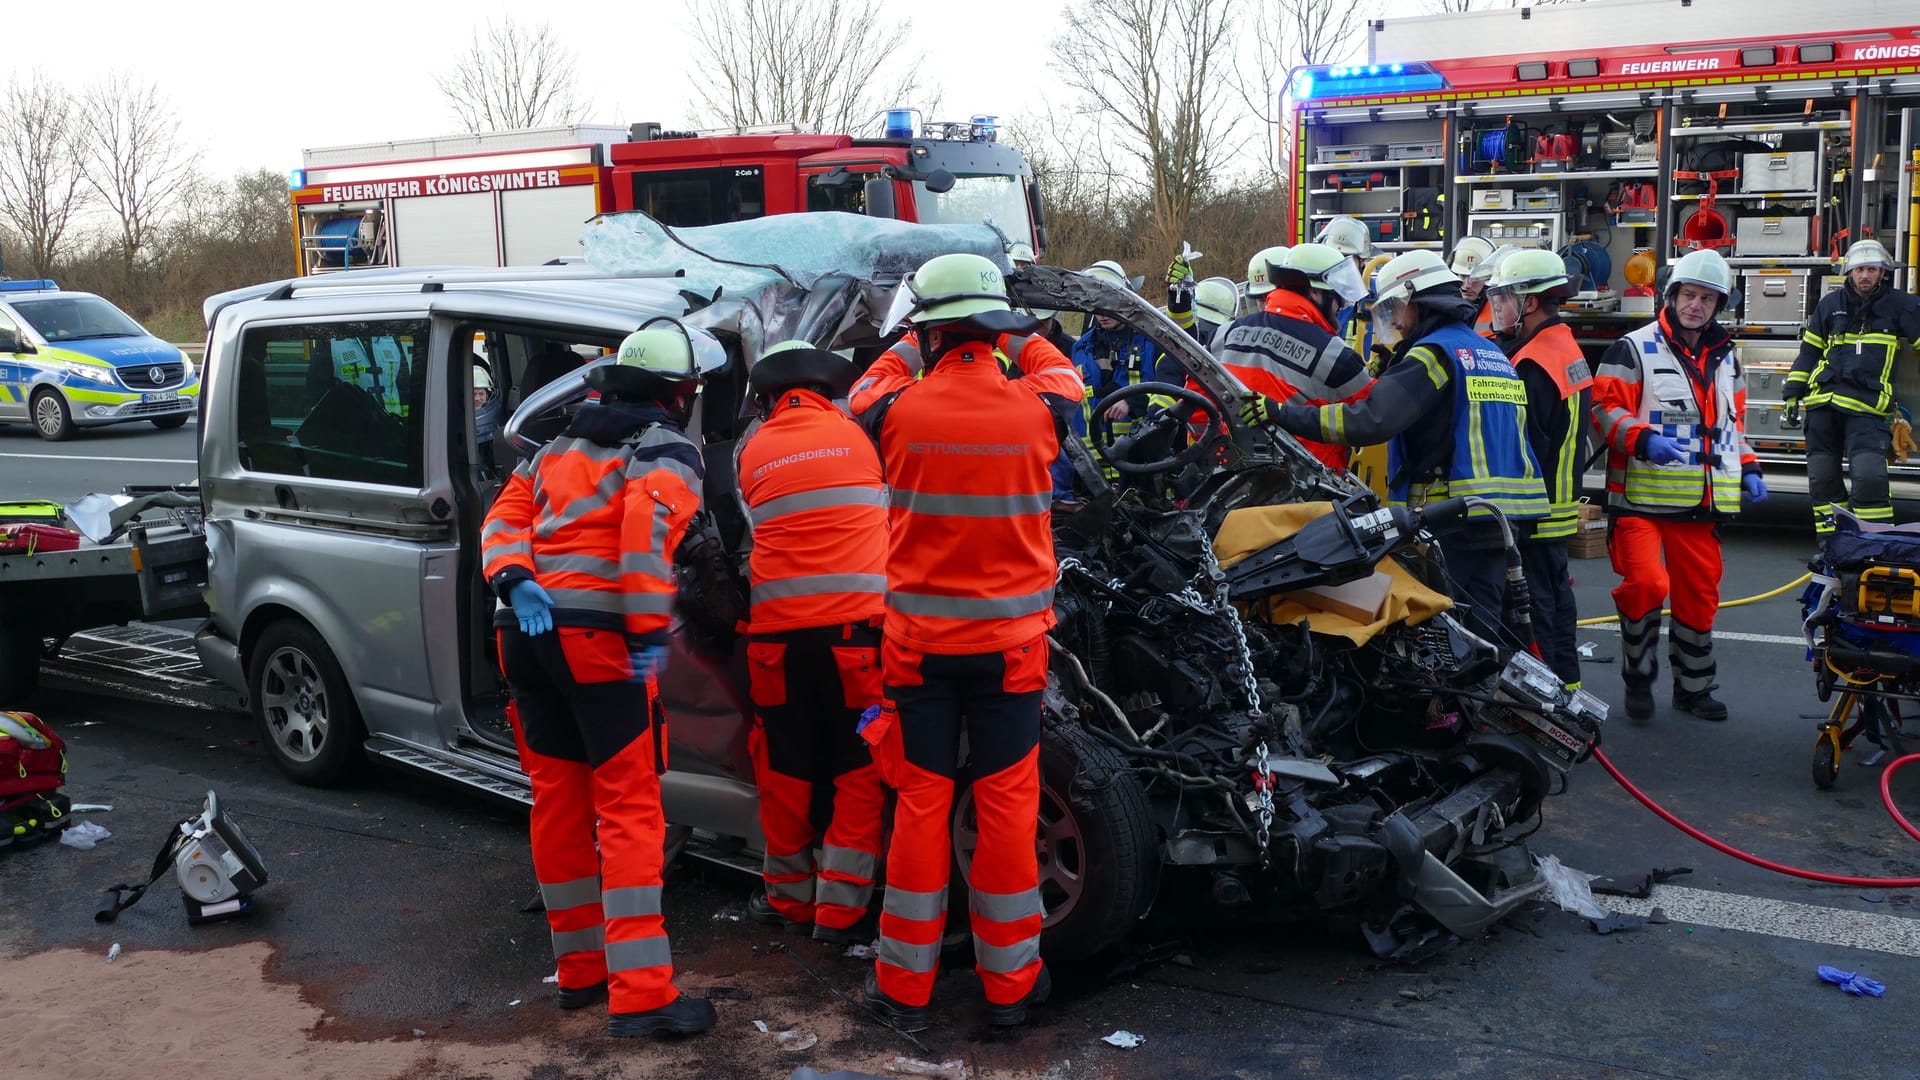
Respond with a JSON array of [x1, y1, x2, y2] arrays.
[[0, 415, 199, 504], [4, 439, 1920, 1078]]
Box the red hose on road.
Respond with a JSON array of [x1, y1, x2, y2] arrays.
[[1592, 747, 1920, 887]]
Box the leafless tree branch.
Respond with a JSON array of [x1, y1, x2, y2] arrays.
[[435, 17, 589, 133], [0, 72, 93, 278], [78, 74, 194, 271], [684, 0, 925, 134]]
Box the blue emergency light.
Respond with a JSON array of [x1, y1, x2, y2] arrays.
[[0, 279, 58, 293], [288, 168, 306, 190], [1295, 61, 1446, 101], [970, 115, 998, 142], [884, 110, 915, 139]]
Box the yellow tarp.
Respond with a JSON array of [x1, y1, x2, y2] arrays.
[[1213, 502, 1453, 646]]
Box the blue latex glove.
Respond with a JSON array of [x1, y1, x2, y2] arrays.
[[629, 643, 671, 682], [1643, 433, 1687, 466], [1818, 965, 1886, 997], [505, 580, 554, 636], [1743, 473, 1768, 503]]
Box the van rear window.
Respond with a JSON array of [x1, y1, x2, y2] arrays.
[[234, 319, 430, 487]]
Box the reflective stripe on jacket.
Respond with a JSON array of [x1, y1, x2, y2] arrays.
[[849, 329, 1083, 418], [1786, 284, 1920, 415], [482, 405, 703, 642], [1211, 290, 1373, 470], [738, 389, 887, 633], [1509, 320, 1593, 540], [1386, 322, 1549, 521], [878, 340, 1060, 654], [1593, 310, 1753, 517]]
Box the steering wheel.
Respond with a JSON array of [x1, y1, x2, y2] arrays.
[[1088, 381, 1231, 476]]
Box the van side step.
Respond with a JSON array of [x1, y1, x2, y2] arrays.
[[366, 738, 532, 805]]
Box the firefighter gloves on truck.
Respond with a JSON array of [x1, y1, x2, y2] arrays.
[[507, 580, 556, 635]]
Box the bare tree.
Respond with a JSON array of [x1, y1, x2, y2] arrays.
[[79, 74, 194, 271], [1234, 0, 1370, 184], [436, 17, 588, 133], [685, 0, 923, 134], [0, 73, 93, 278], [1052, 0, 1242, 263]]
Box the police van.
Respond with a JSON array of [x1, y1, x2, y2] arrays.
[[0, 279, 199, 440]]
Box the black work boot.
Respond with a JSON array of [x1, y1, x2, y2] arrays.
[[812, 919, 873, 947], [1623, 680, 1654, 724], [607, 994, 717, 1037], [861, 970, 931, 1033], [988, 964, 1053, 1027], [747, 889, 810, 933], [1675, 687, 1729, 722], [556, 978, 607, 1010]]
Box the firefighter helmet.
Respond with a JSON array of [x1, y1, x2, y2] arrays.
[[1194, 276, 1239, 325], [905, 252, 1037, 333], [1843, 239, 1895, 273], [1315, 216, 1372, 258], [588, 320, 724, 399], [1667, 248, 1733, 299], [750, 339, 859, 401], [1487, 247, 1575, 298], [1278, 243, 1369, 305], [1008, 241, 1037, 267], [1246, 245, 1291, 296], [1449, 236, 1496, 278], [1083, 259, 1145, 293], [1372, 249, 1460, 308]]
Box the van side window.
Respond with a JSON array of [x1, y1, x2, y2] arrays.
[[235, 319, 430, 487]]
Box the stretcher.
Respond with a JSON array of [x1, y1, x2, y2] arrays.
[[1802, 511, 1920, 788]]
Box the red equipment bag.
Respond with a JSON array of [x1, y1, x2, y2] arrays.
[[0, 523, 83, 555], [0, 711, 66, 802]]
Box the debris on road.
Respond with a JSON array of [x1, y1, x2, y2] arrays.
[[1536, 855, 1609, 919], [59, 821, 112, 850], [843, 942, 879, 960], [704, 986, 752, 1001], [1101, 1030, 1147, 1048], [1818, 965, 1887, 997], [754, 1021, 820, 1052], [1591, 866, 1692, 899], [713, 907, 745, 922], [106, 943, 120, 963], [882, 1057, 968, 1079], [1586, 914, 1648, 935], [1648, 908, 1669, 924], [68, 803, 113, 813], [411, 1028, 426, 1038], [542, 973, 558, 984], [507, 999, 521, 1006]]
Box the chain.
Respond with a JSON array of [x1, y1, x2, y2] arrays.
[[1251, 739, 1275, 851]]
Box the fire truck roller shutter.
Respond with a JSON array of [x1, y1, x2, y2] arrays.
[[391, 192, 499, 267], [503, 186, 600, 266]]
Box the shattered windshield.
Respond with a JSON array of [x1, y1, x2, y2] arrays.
[[583, 210, 1013, 293], [912, 174, 1033, 239]]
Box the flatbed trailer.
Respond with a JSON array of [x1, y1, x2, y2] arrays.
[[0, 511, 208, 703]]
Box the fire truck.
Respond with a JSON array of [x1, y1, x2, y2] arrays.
[[1287, 0, 1920, 493], [289, 115, 1043, 277]]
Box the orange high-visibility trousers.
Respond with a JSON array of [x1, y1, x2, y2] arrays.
[[746, 621, 886, 930], [873, 635, 1046, 1008], [1607, 515, 1723, 695], [500, 626, 677, 1014]]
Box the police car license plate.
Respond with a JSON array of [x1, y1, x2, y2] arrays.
[[142, 392, 180, 404]]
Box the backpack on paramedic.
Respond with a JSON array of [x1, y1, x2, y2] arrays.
[[0, 711, 70, 848]]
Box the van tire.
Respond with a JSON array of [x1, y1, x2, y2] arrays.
[[150, 415, 189, 430], [31, 390, 74, 442], [249, 620, 367, 785]]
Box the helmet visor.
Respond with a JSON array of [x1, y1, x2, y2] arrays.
[[1371, 296, 1408, 350], [1321, 259, 1370, 307], [1488, 287, 1524, 334]]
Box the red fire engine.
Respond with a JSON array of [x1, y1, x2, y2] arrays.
[[289, 117, 1042, 278]]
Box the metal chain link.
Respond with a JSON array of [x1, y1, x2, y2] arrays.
[[1251, 740, 1274, 851]]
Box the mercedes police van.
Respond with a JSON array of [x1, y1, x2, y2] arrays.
[[0, 280, 199, 440]]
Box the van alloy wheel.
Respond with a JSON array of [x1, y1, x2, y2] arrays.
[[260, 644, 331, 763], [32, 391, 75, 441]]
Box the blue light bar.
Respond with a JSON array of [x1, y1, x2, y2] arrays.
[[1295, 61, 1446, 101], [0, 279, 58, 293]]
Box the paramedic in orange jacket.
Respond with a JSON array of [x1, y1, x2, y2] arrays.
[[859, 253, 1081, 1032], [1590, 250, 1765, 724], [481, 324, 723, 1038], [736, 340, 888, 944]]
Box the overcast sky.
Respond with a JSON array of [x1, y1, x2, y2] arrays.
[[10, 0, 1416, 179]]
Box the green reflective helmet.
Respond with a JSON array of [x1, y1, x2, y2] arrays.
[[1372, 249, 1458, 308], [1194, 277, 1238, 324], [906, 252, 1026, 331], [1314, 217, 1372, 258], [1246, 245, 1290, 296], [1279, 242, 1369, 306], [1008, 241, 1037, 266], [1487, 247, 1573, 297], [589, 319, 724, 400]]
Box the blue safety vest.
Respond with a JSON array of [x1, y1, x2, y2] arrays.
[[1387, 322, 1549, 522]]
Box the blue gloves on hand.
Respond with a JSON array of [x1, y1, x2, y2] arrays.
[[629, 644, 671, 682], [1818, 965, 1886, 997], [505, 580, 554, 636], [1644, 433, 1688, 466], [1743, 473, 1768, 503]]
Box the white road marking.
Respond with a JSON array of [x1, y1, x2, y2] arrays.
[[1588, 623, 1806, 647], [1579, 875, 1920, 959], [0, 451, 195, 464]]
